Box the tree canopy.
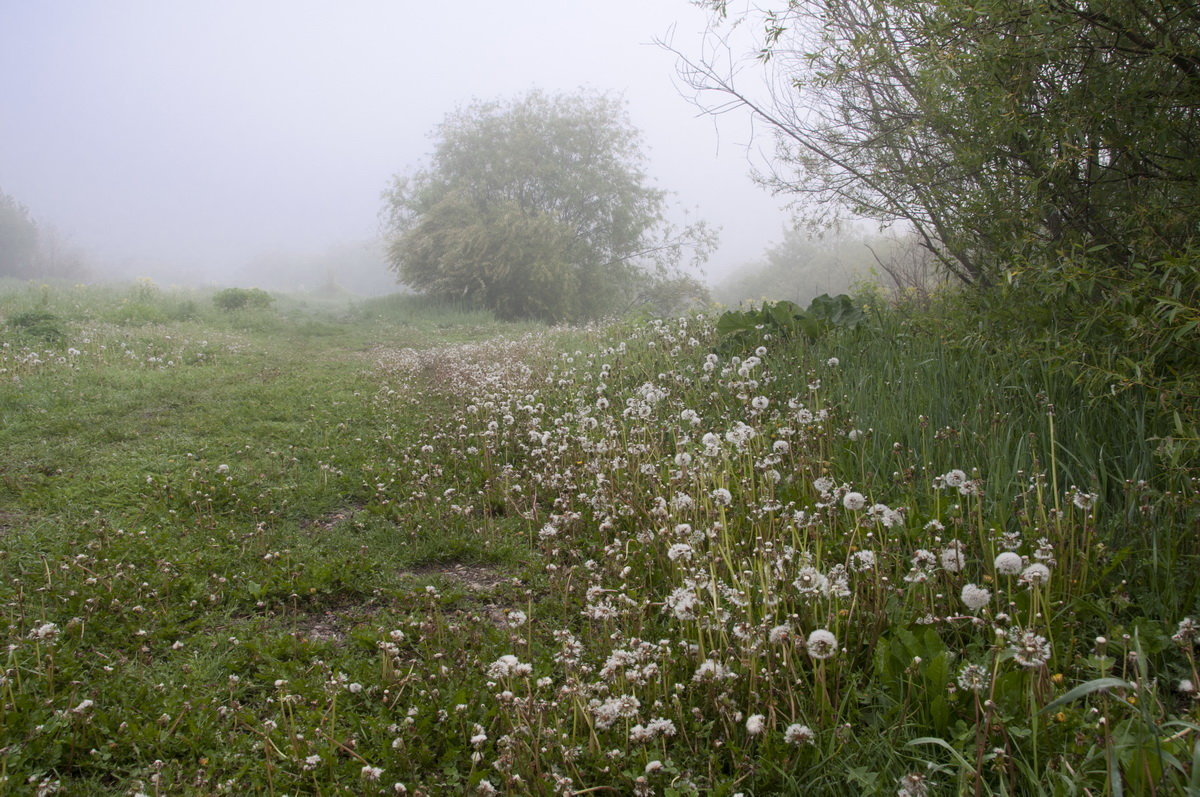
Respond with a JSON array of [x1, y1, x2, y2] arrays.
[[676, 0, 1200, 286], [382, 90, 711, 322]]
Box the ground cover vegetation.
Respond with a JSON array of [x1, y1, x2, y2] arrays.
[[1, 1, 1197, 791], [0, 275, 1196, 795]]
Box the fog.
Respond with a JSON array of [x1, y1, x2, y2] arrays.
[[0, 0, 793, 293]]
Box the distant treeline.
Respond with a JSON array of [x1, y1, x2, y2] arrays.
[[0, 188, 87, 281]]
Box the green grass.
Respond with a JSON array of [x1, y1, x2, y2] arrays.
[[0, 280, 1197, 795]]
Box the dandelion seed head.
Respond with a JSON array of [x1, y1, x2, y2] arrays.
[[961, 583, 992, 612], [1172, 617, 1198, 647], [667, 543, 693, 561], [994, 552, 1024, 575], [793, 566, 829, 596], [957, 663, 990, 692], [939, 541, 965, 572], [850, 550, 876, 571], [805, 629, 838, 660], [943, 469, 967, 488], [784, 723, 815, 744], [897, 772, 930, 797], [1010, 629, 1051, 668], [1020, 563, 1051, 587], [28, 622, 61, 642], [1071, 489, 1098, 510]]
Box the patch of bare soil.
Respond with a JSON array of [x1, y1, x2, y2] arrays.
[[404, 563, 523, 627], [302, 506, 363, 534], [289, 600, 382, 645], [407, 562, 510, 592]]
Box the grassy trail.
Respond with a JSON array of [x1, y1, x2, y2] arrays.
[[1, 282, 1197, 795]]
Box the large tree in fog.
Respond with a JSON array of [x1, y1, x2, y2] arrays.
[[382, 90, 710, 322]]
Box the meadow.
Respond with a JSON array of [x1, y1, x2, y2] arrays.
[[1, 279, 1197, 795]]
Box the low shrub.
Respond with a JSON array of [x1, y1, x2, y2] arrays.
[[213, 287, 274, 311]]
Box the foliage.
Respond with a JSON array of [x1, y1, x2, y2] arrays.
[[0, 189, 88, 280], [382, 89, 713, 322], [678, 0, 1200, 287], [716, 293, 864, 351], [1, 281, 1197, 794], [7, 309, 65, 343], [212, 286, 274, 311], [0, 188, 39, 278]]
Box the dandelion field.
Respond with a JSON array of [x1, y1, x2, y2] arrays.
[[1, 280, 1197, 795]]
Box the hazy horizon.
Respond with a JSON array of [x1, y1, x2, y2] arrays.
[[0, 1, 797, 294]]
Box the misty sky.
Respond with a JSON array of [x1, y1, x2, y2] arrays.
[[0, 0, 791, 288]]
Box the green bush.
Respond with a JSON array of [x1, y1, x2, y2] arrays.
[[7, 309, 65, 343], [715, 293, 864, 353], [212, 287, 274, 312]]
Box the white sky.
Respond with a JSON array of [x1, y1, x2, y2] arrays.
[[0, 0, 792, 287]]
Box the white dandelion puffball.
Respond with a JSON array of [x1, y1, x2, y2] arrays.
[[792, 566, 829, 596], [1173, 617, 1197, 646], [667, 543, 693, 562], [1020, 563, 1051, 586], [745, 714, 766, 735], [961, 583, 991, 612], [957, 663, 990, 693], [850, 550, 876, 571], [939, 543, 966, 572], [843, 491, 866, 511], [486, 654, 531, 679], [994, 551, 1024, 575], [1071, 489, 1098, 510], [784, 723, 815, 744], [1010, 629, 1052, 668], [768, 624, 791, 644], [806, 629, 838, 659], [941, 469, 967, 488], [28, 622, 61, 642]]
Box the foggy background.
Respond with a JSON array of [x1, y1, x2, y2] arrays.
[[0, 0, 821, 296]]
